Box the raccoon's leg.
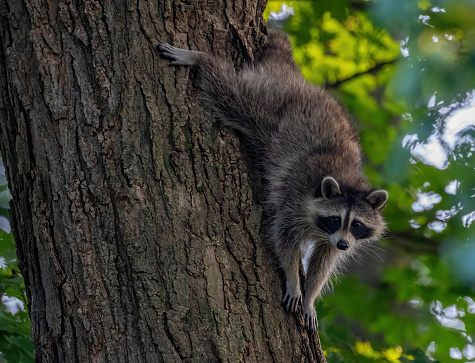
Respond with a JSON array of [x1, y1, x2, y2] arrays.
[[281, 245, 302, 314], [158, 43, 255, 136], [271, 221, 303, 313], [157, 43, 204, 66], [302, 243, 339, 332]]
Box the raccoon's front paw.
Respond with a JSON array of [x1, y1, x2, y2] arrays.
[[157, 43, 200, 66], [282, 290, 302, 314], [302, 305, 318, 333]]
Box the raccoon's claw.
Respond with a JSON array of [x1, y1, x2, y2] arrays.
[[157, 43, 200, 66], [282, 292, 302, 313], [302, 306, 318, 333]]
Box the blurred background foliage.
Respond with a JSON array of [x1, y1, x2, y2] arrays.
[[0, 158, 33, 363], [266, 0, 475, 362], [1, 0, 474, 362]]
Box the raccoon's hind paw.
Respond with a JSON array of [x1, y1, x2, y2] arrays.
[[282, 291, 302, 314], [302, 306, 318, 333], [157, 43, 201, 66]]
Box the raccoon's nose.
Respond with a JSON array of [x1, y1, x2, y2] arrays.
[[336, 240, 349, 250]]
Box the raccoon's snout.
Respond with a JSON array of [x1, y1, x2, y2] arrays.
[[336, 240, 349, 250]]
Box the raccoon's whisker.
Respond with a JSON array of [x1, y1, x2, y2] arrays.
[[359, 246, 384, 263], [353, 249, 365, 261], [346, 250, 362, 264], [350, 247, 363, 258], [358, 244, 374, 253], [316, 222, 333, 236], [363, 248, 379, 260], [366, 244, 385, 253], [352, 253, 366, 265], [315, 238, 331, 245], [358, 251, 374, 264], [372, 245, 385, 254], [365, 242, 386, 253], [313, 232, 330, 239], [355, 231, 373, 239], [372, 253, 384, 263], [313, 241, 332, 253]]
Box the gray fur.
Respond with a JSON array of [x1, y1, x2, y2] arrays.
[[158, 31, 388, 333]]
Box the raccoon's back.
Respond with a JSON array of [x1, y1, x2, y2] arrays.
[[245, 65, 360, 152], [252, 68, 369, 200]]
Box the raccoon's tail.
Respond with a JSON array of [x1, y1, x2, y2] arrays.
[[257, 29, 296, 69]]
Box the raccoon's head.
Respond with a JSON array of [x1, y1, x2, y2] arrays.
[[309, 176, 388, 250]]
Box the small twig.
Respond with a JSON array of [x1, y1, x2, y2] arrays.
[[383, 230, 441, 255], [326, 58, 400, 88]]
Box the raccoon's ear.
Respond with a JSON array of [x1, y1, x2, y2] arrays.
[[321, 177, 341, 199], [365, 190, 388, 210]]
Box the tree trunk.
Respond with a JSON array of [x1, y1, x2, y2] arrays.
[[0, 1, 325, 361]]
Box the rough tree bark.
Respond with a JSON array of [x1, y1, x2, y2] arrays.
[[0, 0, 326, 361]]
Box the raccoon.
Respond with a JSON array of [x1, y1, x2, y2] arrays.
[[158, 31, 388, 332]]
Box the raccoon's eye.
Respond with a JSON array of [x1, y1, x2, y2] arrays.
[[317, 216, 341, 234], [331, 217, 340, 224], [350, 220, 372, 239], [352, 221, 362, 228]]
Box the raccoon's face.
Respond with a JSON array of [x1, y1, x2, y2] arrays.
[[309, 177, 388, 250]]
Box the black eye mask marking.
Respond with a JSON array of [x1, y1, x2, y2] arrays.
[[350, 220, 373, 239], [317, 216, 341, 235]]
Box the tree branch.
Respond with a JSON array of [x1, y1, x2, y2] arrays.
[[384, 230, 441, 255], [326, 58, 400, 88]]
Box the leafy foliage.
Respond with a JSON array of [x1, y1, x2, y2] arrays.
[[0, 159, 33, 363], [0, 296, 33, 363], [267, 1, 475, 362]]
